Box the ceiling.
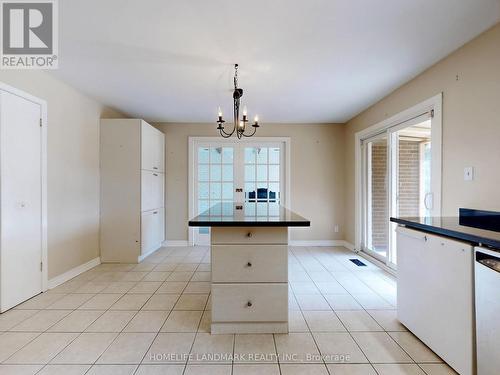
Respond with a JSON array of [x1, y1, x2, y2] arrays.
[[52, 0, 500, 123]]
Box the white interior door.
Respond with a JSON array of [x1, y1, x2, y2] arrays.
[[242, 143, 283, 217], [194, 144, 235, 245], [192, 139, 287, 246], [0, 90, 43, 312]]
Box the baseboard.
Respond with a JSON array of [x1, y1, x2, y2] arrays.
[[138, 245, 162, 262], [163, 240, 189, 247], [289, 240, 346, 247], [163, 239, 351, 248], [341, 241, 396, 276], [161, 239, 359, 252], [342, 241, 356, 251], [48, 257, 101, 289]]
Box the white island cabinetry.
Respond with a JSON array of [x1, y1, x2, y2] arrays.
[[210, 226, 289, 334], [189, 203, 310, 335]]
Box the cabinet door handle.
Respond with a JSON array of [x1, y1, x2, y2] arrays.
[[153, 167, 158, 170], [246, 301, 253, 307], [153, 173, 158, 176], [247, 232, 252, 238], [246, 262, 252, 267], [153, 211, 158, 214], [396, 227, 427, 242]]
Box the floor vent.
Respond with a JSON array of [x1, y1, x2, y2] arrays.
[[349, 259, 367, 267]]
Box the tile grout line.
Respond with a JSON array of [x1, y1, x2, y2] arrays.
[[135, 249, 202, 373], [299, 248, 366, 373], [0, 245, 444, 373], [305, 246, 426, 368]]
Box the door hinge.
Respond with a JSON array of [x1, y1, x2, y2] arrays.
[[40, 262, 43, 271], [430, 109, 434, 118], [39, 118, 42, 127]]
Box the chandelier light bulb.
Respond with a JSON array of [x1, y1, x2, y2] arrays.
[[243, 105, 248, 116], [254, 115, 259, 123], [217, 106, 222, 117]]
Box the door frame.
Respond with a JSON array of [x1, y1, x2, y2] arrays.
[[360, 132, 390, 263], [354, 93, 442, 263], [188, 136, 291, 246], [0, 81, 48, 292]]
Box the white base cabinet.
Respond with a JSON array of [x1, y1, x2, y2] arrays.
[[396, 226, 474, 375], [100, 119, 165, 263], [210, 226, 288, 334]]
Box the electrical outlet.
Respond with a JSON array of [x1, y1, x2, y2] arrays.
[[464, 167, 474, 181], [334, 224, 339, 233]]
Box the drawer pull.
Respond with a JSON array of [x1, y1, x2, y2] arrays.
[[246, 262, 252, 267], [246, 301, 253, 307], [247, 232, 253, 238]]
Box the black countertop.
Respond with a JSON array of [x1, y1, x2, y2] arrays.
[[189, 202, 310, 227], [390, 212, 500, 250]]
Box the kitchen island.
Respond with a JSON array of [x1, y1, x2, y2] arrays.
[[189, 202, 310, 334]]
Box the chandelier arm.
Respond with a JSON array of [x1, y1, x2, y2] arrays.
[[219, 127, 232, 138], [241, 126, 257, 138], [220, 124, 235, 137]]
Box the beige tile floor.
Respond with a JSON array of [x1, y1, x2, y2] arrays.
[[0, 246, 458, 375]]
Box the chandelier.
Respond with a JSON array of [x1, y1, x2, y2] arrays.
[[216, 64, 260, 138]]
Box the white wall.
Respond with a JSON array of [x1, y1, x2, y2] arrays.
[[154, 122, 346, 243], [0, 71, 122, 279], [344, 22, 500, 244]]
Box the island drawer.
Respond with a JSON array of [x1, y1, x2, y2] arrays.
[[211, 227, 287, 245], [212, 245, 287, 282], [211, 283, 288, 322]]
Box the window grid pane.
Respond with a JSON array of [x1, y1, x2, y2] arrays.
[[198, 146, 234, 217], [244, 146, 280, 216]]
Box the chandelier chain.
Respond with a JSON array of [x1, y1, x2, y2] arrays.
[[234, 64, 238, 90]]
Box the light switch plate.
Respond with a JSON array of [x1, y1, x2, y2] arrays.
[[464, 167, 474, 181]]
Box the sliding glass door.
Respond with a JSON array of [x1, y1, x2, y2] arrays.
[[361, 114, 438, 268], [192, 140, 286, 245], [362, 134, 389, 261]]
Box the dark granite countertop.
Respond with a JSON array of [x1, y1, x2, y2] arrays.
[[390, 213, 500, 250], [189, 202, 310, 227]]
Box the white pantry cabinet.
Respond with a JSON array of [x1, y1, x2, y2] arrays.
[[396, 226, 474, 375], [141, 121, 164, 172], [141, 208, 165, 256], [141, 170, 164, 212], [100, 119, 165, 263]]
